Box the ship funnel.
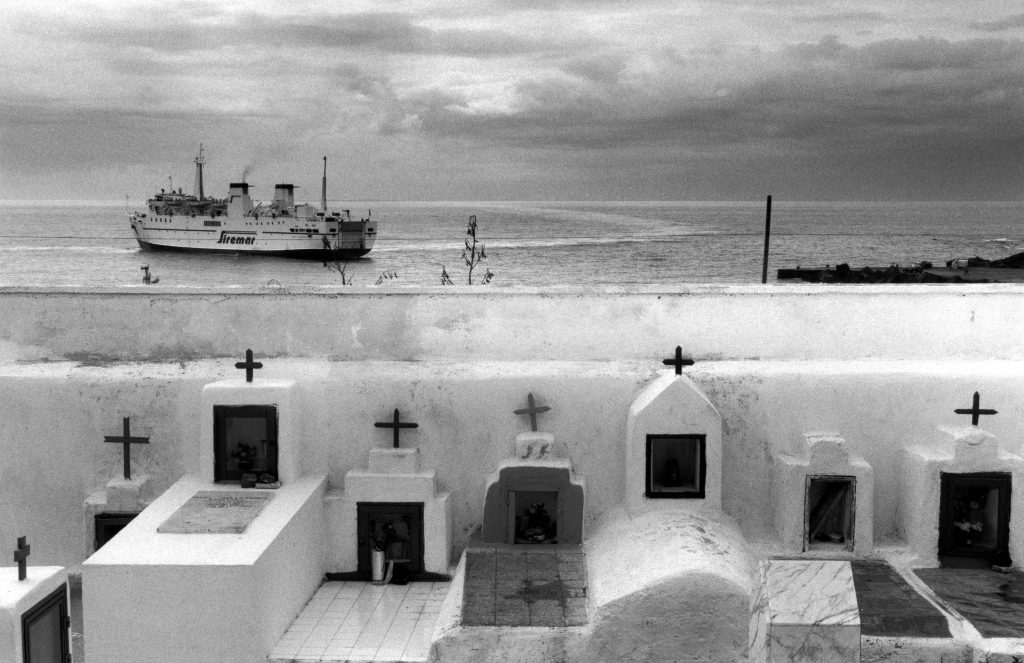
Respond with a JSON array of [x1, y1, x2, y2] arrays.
[[274, 184, 295, 208], [228, 182, 254, 215]]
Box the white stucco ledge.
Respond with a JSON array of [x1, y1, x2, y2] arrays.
[[4, 284, 1024, 364], [582, 507, 755, 662], [83, 474, 327, 566]]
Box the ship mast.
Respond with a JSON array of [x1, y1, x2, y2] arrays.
[[321, 156, 327, 212], [193, 144, 205, 200]]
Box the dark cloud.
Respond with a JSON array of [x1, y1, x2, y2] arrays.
[[5, 4, 1024, 200], [387, 34, 1024, 198], [16, 8, 548, 58]]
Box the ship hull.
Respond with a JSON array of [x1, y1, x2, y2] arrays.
[[135, 238, 371, 260]]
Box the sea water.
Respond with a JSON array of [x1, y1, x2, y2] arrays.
[[0, 200, 1021, 288]]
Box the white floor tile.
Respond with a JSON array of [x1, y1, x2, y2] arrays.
[[271, 581, 450, 663]]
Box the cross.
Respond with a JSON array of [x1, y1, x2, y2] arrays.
[[662, 346, 695, 375], [375, 408, 418, 448], [514, 392, 551, 432], [235, 348, 263, 382], [104, 417, 150, 480], [954, 391, 998, 426], [14, 536, 29, 581]]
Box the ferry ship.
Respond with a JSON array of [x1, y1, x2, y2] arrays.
[[128, 147, 376, 260]]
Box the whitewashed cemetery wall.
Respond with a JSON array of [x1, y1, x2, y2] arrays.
[[0, 286, 1022, 568]]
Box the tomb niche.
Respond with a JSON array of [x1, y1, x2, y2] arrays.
[[773, 432, 874, 555], [900, 422, 1024, 567], [84, 416, 155, 556], [199, 360, 298, 486], [480, 393, 585, 544], [325, 408, 452, 580], [626, 369, 723, 515]]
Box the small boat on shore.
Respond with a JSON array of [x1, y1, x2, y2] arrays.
[[128, 147, 376, 260]]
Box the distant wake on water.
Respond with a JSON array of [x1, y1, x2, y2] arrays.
[[0, 246, 133, 253], [0, 200, 1021, 287]]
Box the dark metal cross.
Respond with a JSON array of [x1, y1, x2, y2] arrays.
[[104, 417, 150, 480], [663, 346, 695, 375], [514, 392, 551, 432], [14, 536, 29, 581], [954, 391, 998, 426], [375, 408, 419, 448], [235, 348, 263, 382]]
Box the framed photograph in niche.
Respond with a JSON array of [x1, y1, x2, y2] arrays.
[[213, 405, 278, 483], [646, 434, 706, 498]]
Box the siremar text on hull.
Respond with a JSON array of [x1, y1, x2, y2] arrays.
[[128, 146, 377, 260]]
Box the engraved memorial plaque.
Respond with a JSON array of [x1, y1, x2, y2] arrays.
[[157, 491, 273, 534]]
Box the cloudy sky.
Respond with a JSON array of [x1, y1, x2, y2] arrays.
[[2, 0, 1023, 201]]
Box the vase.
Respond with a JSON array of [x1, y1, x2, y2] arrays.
[[371, 550, 386, 584]]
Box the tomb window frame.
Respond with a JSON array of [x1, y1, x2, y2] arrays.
[[213, 405, 279, 483], [938, 471, 1011, 561], [20, 583, 70, 663], [803, 475, 857, 552], [645, 434, 707, 499]]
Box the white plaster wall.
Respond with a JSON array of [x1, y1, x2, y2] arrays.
[[85, 564, 256, 663], [4, 359, 1024, 567], [253, 476, 328, 654], [3, 286, 1024, 363]]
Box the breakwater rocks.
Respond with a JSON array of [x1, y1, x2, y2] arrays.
[[779, 251, 1024, 284]]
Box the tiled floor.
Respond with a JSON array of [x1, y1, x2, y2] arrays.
[[461, 546, 588, 627], [268, 581, 450, 662], [850, 561, 951, 637], [915, 568, 1024, 638]]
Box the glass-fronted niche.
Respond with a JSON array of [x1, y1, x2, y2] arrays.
[[214, 405, 279, 483], [646, 434, 707, 498]]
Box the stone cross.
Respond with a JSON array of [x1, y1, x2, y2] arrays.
[[14, 536, 29, 581], [954, 391, 997, 426], [104, 417, 150, 480], [514, 392, 551, 432], [235, 348, 263, 383], [375, 408, 419, 448], [663, 346, 695, 375]]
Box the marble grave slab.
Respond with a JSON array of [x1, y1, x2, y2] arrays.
[[157, 491, 273, 534], [750, 559, 861, 663]]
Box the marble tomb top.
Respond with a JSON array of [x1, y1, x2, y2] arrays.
[[764, 560, 859, 626], [157, 491, 273, 534]]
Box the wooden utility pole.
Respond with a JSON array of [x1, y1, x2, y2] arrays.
[[761, 195, 772, 284]]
